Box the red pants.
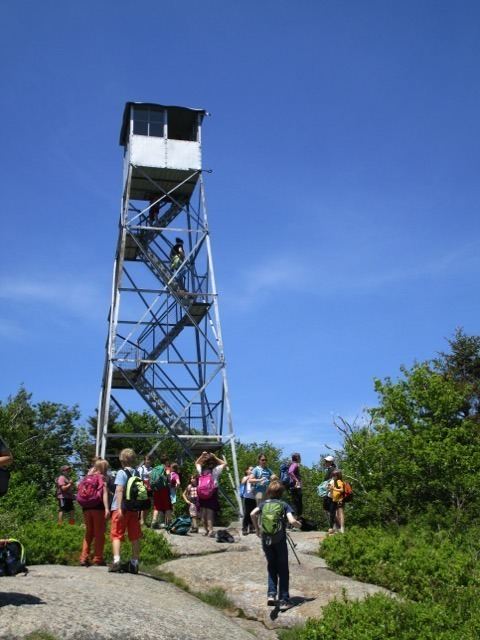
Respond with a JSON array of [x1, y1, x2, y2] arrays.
[[80, 509, 106, 564]]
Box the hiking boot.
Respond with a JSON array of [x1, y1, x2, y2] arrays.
[[267, 594, 277, 606], [242, 529, 248, 536], [108, 562, 123, 573]]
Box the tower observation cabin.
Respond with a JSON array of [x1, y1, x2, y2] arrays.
[[96, 102, 241, 512]]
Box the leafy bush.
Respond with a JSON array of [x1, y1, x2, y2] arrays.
[[5, 519, 172, 566], [319, 525, 480, 603], [279, 593, 456, 640]]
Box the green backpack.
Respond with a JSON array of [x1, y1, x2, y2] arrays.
[[261, 500, 286, 543], [0, 539, 27, 576], [124, 469, 150, 512], [149, 465, 168, 491]]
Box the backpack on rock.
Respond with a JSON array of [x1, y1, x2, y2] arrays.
[[0, 539, 27, 576], [166, 516, 192, 536]]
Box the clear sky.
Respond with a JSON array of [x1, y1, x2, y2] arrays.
[[1, 1, 479, 465]]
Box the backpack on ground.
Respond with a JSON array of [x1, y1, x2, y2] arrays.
[[0, 539, 27, 576], [166, 515, 192, 535], [124, 469, 150, 512], [298, 516, 317, 532], [279, 462, 293, 489], [216, 529, 235, 543], [76, 474, 104, 509], [0, 468, 10, 497], [261, 500, 286, 544], [149, 464, 168, 491], [317, 480, 329, 498], [197, 471, 215, 499], [343, 481, 353, 503]]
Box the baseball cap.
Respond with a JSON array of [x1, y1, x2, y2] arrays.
[[324, 455, 334, 462]]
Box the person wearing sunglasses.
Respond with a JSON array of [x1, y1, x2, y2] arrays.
[[249, 453, 274, 506]]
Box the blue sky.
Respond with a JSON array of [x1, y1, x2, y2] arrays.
[[1, 1, 479, 465]]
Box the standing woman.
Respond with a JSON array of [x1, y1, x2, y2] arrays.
[[288, 453, 303, 517], [249, 453, 273, 506], [195, 451, 227, 537], [240, 466, 256, 535], [328, 469, 345, 534]]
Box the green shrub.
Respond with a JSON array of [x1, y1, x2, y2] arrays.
[[279, 593, 455, 640], [319, 525, 480, 603], [6, 519, 172, 566]]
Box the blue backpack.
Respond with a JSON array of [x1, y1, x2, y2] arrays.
[[280, 462, 293, 489]]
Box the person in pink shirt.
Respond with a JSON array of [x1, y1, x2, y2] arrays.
[[169, 462, 181, 505], [56, 464, 75, 525], [288, 453, 303, 517]]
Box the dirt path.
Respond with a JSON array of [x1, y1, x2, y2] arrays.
[[159, 526, 390, 635]]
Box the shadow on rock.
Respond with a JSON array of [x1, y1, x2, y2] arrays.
[[0, 593, 45, 607], [269, 596, 316, 620]]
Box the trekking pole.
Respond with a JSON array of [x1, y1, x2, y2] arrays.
[[286, 532, 301, 565]]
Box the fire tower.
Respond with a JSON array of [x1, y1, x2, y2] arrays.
[[96, 102, 241, 511]]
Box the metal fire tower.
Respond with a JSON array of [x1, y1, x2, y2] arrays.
[[96, 102, 241, 512]]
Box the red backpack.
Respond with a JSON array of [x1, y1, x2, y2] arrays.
[[343, 481, 353, 503], [77, 474, 104, 509], [197, 471, 215, 499]]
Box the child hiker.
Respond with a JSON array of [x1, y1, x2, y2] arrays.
[[78, 458, 110, 567], [108, 448, 144, 574], [182, 473, 199, 533], [251, 480, 301, 608]]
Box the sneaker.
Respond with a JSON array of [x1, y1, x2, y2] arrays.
[[151, 522, 160, 530], [267, 595, 277, 606], [278, 598, 291, 609], [242, 529, 248, 536], [79, 560, 90, 567], [108, 562, 123, 573]]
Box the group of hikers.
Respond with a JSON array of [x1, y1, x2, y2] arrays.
[[2, 435, 350, 609]]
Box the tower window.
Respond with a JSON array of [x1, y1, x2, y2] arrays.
[[132, 107, 165, 138]]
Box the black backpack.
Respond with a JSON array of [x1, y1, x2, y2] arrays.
[[0, 539, 27, 576]]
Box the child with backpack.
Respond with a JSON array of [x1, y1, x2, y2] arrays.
[[137, 455, 153, 526], [78, 458, 110, 567], [109, 448, 146, 574], [328, 469, 345, 534], [195, 451, 227, 537], [182, 473, 199, 533], [251, 480, 301, 608], [150, 455, 172, 530]]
